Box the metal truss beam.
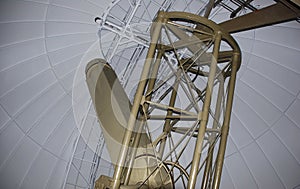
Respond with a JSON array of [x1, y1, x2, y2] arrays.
[[88, 11, 241, 189], [219, 0, 300, 33]]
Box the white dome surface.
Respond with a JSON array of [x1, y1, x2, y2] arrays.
[[0, 0, 300, 189]]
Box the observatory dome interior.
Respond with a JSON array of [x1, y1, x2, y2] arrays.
[[0, 0, 300, 189]]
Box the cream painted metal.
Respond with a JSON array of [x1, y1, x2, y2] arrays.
[[85, 59, 152, 164], [86, 59, 172, 189]]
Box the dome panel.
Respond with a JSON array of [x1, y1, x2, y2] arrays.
[[0, 69, 56, 116], [60, 131, 79, 161], [236, 52, 251, 79], [272, 115, 300, 163], [0, 0, 47, 22], [233, 36, 254, 53], [0, 0, 106, 188], [257, 130, 300, 189], [251, 0, 274, 8], [0, 39, 46, 71], [46, 33, 96, 52], [44, 111, 75, 155], [45, 21, 95, 38], [233, 96, 269, 138], [59, 70, 76, 92], [22, 149, 57, 189], [219, 166, 234, 189], [230, 113, 253, 149], [241, 142, 285, 189], [225, 152, 258, 189], [15, 83, 65, 132], [47, 42, 93, 66], [248, 54, 300, 95], [240, 68, 295, 112], [255, 24, 300, 50], [47, 5, 95, 23], [0, 54, 50, 97], [286, 98, 300, 128], [279, 20, 300, 29], [30, 0, 50, 3], [46, 160, 69, 189], [51, 0, 106, 15], [28, 94, 71, 145], [0, 105, 10, 130], [235, 80, 281, 126], [0, 22, 44, 47], [253, 40, 300, 74], [0, 136, 40, 189], [211, 12, 229, 23], [0, 122, 24, 169], [52, 54, 84, 77], [233, 29, 255, 39]]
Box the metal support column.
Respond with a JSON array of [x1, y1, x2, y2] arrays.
[[110, 11, 164, 189], [201, 77, 224, 188], [123, 50, 164, 185], [212, 53, 239, 189], [158, 76, 180, 158], [187, 32, 222, 189]]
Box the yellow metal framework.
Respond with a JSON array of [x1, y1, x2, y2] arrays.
[[87, 11, 241, 189]]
